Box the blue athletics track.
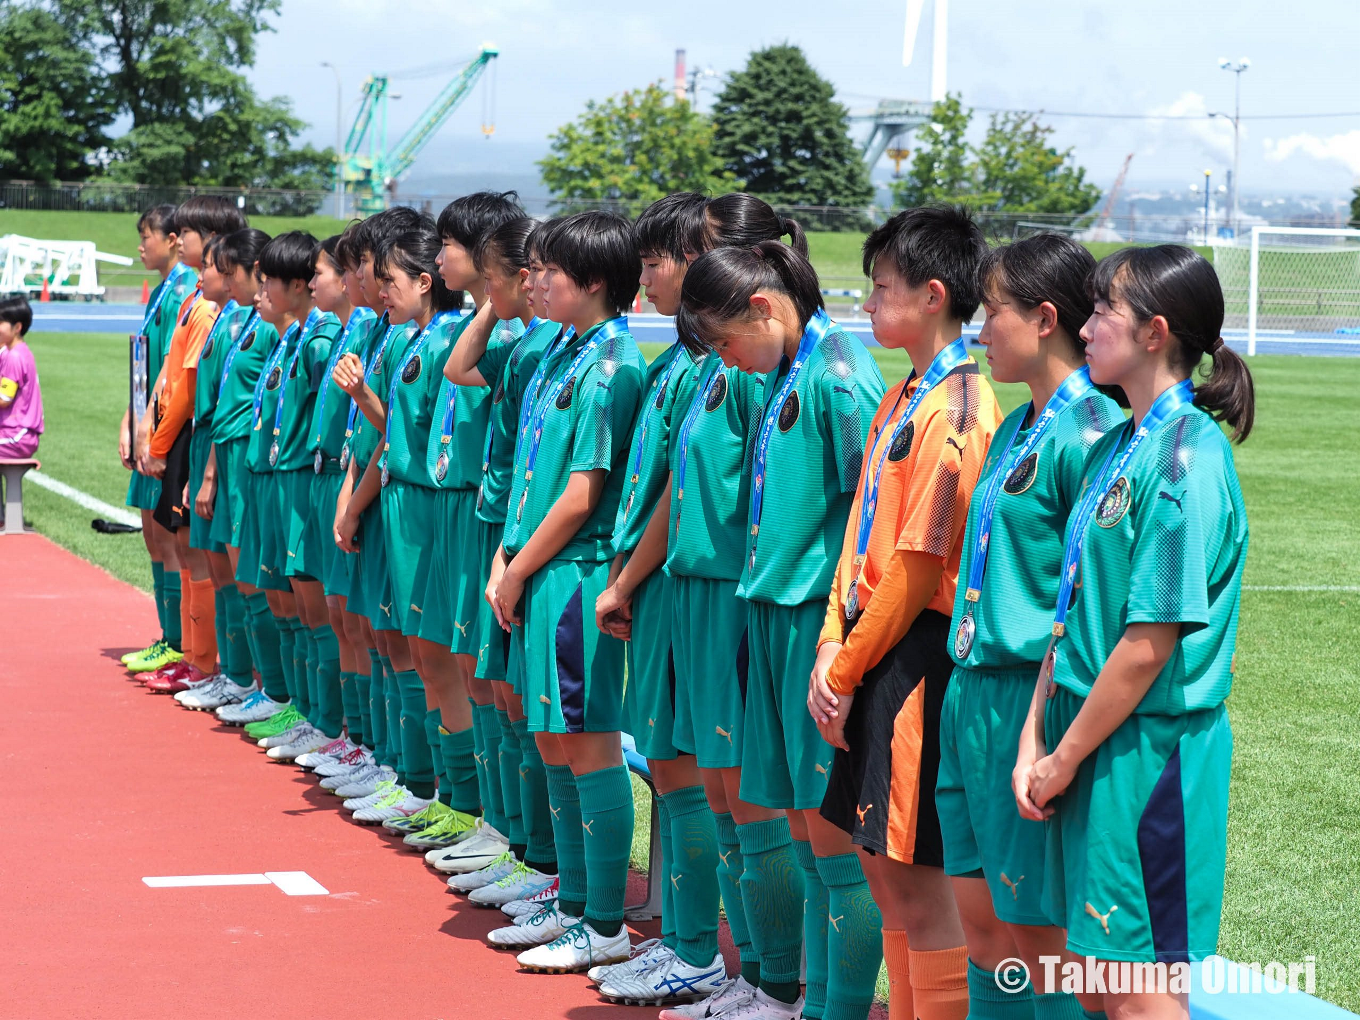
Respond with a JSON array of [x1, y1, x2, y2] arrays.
[[30, 303, 1360, 358]]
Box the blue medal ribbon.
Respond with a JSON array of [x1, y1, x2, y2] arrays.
[[343, 318, 398, 443], [621, 345, 686, 518], [268, 308, 322, 464], [314, 307, 374, 447], [749, 309, 835, 571], [251, 323, 293, 433], [381, 310, 457, 485], [141, 262, 189, 335], [517, 322, 573, 443], [219, 307, 257, 392], [673, 354, 723, 517], [477, 317, 539, 507]]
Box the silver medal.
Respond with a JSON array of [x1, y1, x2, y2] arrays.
[[381, 463, 390, 487], [844, 579, 859, 620], [339, 447, 351, 471], [268, 440, 279, 466], [516, 490, 527, 522], [435, 452, 448, 482], [954, 613, 976, 659], [314, 450, 323, 474]]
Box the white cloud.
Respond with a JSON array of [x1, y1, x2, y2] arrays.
[[1263, 131, 1360, 177], [1145, 91, 1237, 162]]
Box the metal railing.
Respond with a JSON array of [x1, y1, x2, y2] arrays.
[[0, 180, 328, 216]]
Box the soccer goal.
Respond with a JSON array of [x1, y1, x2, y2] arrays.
[[1212, 226, 1360, 355]]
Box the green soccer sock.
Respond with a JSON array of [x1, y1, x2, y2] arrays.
[[311, 625, 342, 738], [965, 958, 1035, 1020], [516, 719, 555, 872], [794, 840, 829, 1019], [162, 568, 182, 651], [466, 700, 487, 810], [497, 710, 525, 847], [339, 671, 362, 745], [151, 561, 167, 638], [658, 794, 676, 950], [243, 593, 286, 701], [662, 785, 721, 967], [297, 624, 316, 720], [544, 763, 587, 917], [275, 616, 298, 703], [735, 817, 805, 1003], [474, 703, 505, 832], [396, 669, 434, 798], [383, 657, 404, 775], [220, 584, 253, 684], [362, 651, 383, 757], [574, 765, 634, 938], [426, 709, 449, 804], [1033, 990, 1085, 1020], [214, 588, 228, 669], [714, 812, 759, 986], [815, 852, 882, 1020], [439, 723, 480, 813]]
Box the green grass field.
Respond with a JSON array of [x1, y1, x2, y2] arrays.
[[13, 331, 1360, 1009]]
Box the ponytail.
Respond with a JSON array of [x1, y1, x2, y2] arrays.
[[689, 193, 808, 257], [676, 240, 823, 358], [779, 215, 808, 256], [1090, 244, 1255, 442]]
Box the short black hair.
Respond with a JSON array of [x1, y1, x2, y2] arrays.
[[216, 228, 272, 276], [436, 191, 524, 252], [0, 294, 33, 336], [539, 210, 641, 316], [634, 192, 707, 261], [137, 204, 178, 237], [374, 220, 461, 313], [525, 217, 560, 265], [317, 234, 343, 272], [173, 196, 248, 238], [473, 216, 535, 275], [978, 232, 1096, 352], [258, 231, 321, 283], [352, 206, 424, 261], [862, 204, 987, 323], [333, 220, 363, 271], [202, 234, 226, 269]]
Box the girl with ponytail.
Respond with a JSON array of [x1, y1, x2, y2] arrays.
[[1015, 245, 1251, 1019]]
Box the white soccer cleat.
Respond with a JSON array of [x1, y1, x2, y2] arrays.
[[500, 876, 560, 918], [657, 976, 759, 1020], [315, 746, 374, 779], [182, 676, 256, 710], [467, 861, 553, 907], [294, 736, 354, 769], [444, 851, 518, 891], [173, 673, 223, 703], [258, 722, 313, 749], [333, 765, 396, 799], [341, 776, 400, 809], [485, 905, 574, 949], [600, 950, 727, 1006], [704, 989, 802, 1020], [428, 826, 511, 874], [268, 727, 333, 762], [351, 788, 432, 825], [515, 920, 630, 973], [217, 691, 286, 725], [588, 937, 670, 984]]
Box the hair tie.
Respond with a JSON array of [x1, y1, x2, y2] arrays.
[[1210, 336, 1224, 353]]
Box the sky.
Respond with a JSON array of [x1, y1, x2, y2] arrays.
[[248, 0, 1360, 201]]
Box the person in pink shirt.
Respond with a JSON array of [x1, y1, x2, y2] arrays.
[[0, 295, 43, 459]]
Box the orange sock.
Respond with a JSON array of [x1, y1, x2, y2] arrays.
[[883, 929, 914, 1020], [188, 578, 217, 673], [178, 569, 195, 663], [909, 945, 969, 1020]]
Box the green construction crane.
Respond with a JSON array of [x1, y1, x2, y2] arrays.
[[341, 45, 499, 215]]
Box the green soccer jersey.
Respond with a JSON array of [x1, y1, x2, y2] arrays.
[[212, 311, 270, 443], [427, 316, 522, 491], [475, 319, 563, 525], [665, 354, 765, 581], [245, 320, 298, 473], [309, 306, 376, 459], [501, 319, 647, 562], [377, 311, 461, 487], [348, 317, 415, 472], [272, 311, 341, 472], [192, 300, 251, 428], [1051, 404, 1248, 715], [612, 342, 700, 554], [949, 393, 1124, 671], [144, 265, 198, 383], [738, 324, 885, 606]]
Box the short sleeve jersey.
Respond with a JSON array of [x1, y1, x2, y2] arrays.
[[245, 322, 296, 473], [826, 362, 1004, 624], [665, 354, 765, 581], [212, 313, 270, 443], [378, 312, 461, 487], [501, 321, 647, 563], [612, 343, 700, 554], [1051, 405, 1248, 715], [309, 306, 377, 458], [738, 325, 885, 606], [144, 266, 198, 382], [948, 393, 1123, 670], [349, 319, 415, 473], [193, 300, 250, 428], [0, 340, 42, 440], [274, 311, 342, 472], [475, 320, 562, 525], [426, 316, 520, 491]]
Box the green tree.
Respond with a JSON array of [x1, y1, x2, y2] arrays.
[[892, 93, 973, 208], [0, 5, 115, 181], [539, 83, 734, 207], [972, 111, 1101, 214], [710, 44, 872, 207]]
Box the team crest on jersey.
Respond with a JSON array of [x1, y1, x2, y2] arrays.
[[240, 330, 256, 352], [888, 421, 915, 462], [265, 365, 282, 390], [1004, 451, 1039, 494], [705, 374, 728, 412], [777, 390, 800, 432], [402, 354, 421, 384], [1096, 477, 1131, 528], [555, 376, 576, 410], [492, 380, 505, 404]]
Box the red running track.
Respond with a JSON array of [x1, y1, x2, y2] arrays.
[[0, 535, 667, 1020]]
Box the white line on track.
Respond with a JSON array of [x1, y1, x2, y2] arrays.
[[142, 871, 329, 896], [1244, 585, 1360, 592], [26, 470, 143, 528]]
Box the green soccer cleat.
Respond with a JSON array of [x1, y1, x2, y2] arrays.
[[382, 799, 453, 834], [125, 642, 183, 674], [404, 809, 479, 849], [244, 704, 304, 739], [122, 639, 165, 665]]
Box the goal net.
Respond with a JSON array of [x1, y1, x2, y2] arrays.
[[1212, 227, 1360, 354]]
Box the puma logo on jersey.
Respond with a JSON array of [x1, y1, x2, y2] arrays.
[[453, 619, 471, 635], [410, 604, 422, 614], [520, 766, 530, 779], [671, 874, 682, 890], [856, 803, 872, 825], [718, 850, 732, 867], [945, 436, 966, 453], [1157, 489, 1185, 512], [287, 550, 295, 558], [1000, 872, 1025, 900], [1085, 902, 1119, 935], [550, 804, 560, 819], [648, 717, 656, 727], [473, 751, 486, 766], [260, 565, 274, 575], [379, 602, 391, 615], [581, 820, 594, 835], [539, 695, 552, 705], [832, 385, 852, 396], [829, 914, 845, 933], [814, 763, 828, 775], [715, 725, 733, 745]]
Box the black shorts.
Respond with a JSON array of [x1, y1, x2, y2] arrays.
[[152, 422, 193, 532], [820, 608, 953, 866]]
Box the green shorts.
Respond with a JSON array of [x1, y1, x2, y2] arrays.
[[419, 488, 482, 652], [937, 665, 1049, 923], [126, 468, 162, 511], [739, 598, 832, 810], [187, 426, 224, 553], [213, 437, 248, 548], [523, 556, 625, 734], [307, 470, 348, 598], [621, 567, 676, 761], [1042, 686, 1231, 963], [672, 574, 749, 769], [379, 479, 437, 636], [474, 518, 510, 682], [351, 499, 398, 631], [235, 470, 289, 591], [279, 468, 316, 580]]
